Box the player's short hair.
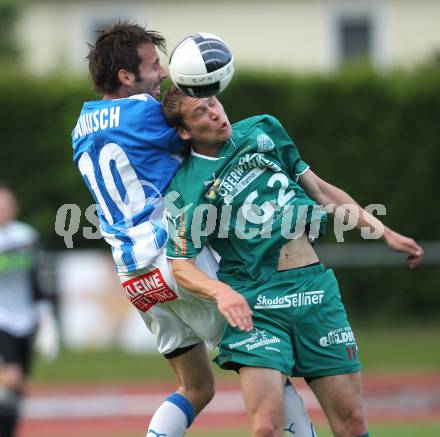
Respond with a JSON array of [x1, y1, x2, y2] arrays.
[[88, 21, 166, 94], [162, 85, 188, 129]]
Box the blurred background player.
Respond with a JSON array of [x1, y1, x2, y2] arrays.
[[0, 184, 58, 437], [72, 22, 317, 437]]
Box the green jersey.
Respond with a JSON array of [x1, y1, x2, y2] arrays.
[[166, 115, 327, 286]]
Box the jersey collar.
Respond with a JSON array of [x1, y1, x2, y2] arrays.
[[190, 138, 237, 160]]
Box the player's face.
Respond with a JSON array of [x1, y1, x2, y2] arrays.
[[0, 189, 18, 226], [178, 96, 232, 151], [132, 43, 167, 99]]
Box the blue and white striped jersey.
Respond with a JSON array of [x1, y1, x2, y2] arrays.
[[72, 94, 185, 273]]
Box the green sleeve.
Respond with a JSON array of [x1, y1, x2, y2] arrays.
[[265, 115, 310, 180], [165, 189, 207, 259]]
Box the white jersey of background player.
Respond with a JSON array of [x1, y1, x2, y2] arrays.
[[0, 185, 58, 437], [71, 22, 317, 437]]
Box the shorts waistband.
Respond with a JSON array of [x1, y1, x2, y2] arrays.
[[273, 262, 326, 280]]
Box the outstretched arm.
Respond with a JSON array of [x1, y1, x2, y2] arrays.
[[171, 258, 253, 331], [298, 169, 424, 268]]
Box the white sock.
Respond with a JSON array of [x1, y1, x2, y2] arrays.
[[284, 383, 317, 436], [146, 393, 195, 437]]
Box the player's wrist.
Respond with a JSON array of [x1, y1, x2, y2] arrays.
[[381, 226, 393, 243], [208, 280, 234, 301]]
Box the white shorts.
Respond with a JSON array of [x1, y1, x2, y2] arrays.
[[118, 246, 226, 355]]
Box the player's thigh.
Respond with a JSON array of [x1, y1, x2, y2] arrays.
[[137, 303, 203, 354], [308, 371, 364, 422], [164, 247, 225, 349], [291, 269, 362, 378], [168, 341, 214, 390], [0, 329, 30, 389], [239, 367, 285, 427], [215, 307, 293, 375], [171, 293, 225, 350], [118, 248, 223, 354]]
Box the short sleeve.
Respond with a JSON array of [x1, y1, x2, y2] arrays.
[[264, 115, 310, 180], [165, 189, 207, 259], [294, 159, 310, 179]]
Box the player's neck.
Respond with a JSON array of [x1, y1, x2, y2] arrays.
[[192, 142, 224, 157], [103, 92, 124, 100], [103, 86, 133, 100], [192, 142, 225, 157]]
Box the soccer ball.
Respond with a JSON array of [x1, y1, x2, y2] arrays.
[[169, 32, 235, 98]]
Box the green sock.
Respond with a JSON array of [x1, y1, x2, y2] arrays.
[[357, 434, 370, 437]]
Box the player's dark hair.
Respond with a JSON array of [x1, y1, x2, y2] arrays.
[[162, 85, 187, 129], [162, 86, 192, 156], [88, 21, 166, 94]]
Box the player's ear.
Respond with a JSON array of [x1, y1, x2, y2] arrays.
[[177, 126, 191, 141], [117, 69, 135, 87]]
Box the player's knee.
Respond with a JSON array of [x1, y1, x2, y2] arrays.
[[252, 415, 282, 437], [334, 403, 367, 436], [193, 378, 215, 405], [204, 379, 215, 404], [181, 376, 215, 408], [252, 422, 282, 437], [346, 406, 367, 435]]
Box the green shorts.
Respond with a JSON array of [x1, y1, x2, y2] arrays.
[[214, 263, 362, 378]]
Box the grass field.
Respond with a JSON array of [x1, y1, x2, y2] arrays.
[[187, 424, 440, 437], [29, 423, 440, 437], [26, 326, 440, 437], [32, 326, 440, 383]]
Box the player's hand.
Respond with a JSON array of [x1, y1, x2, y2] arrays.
[[34, 302, 60, 361], [214, 284, 253, 332], [383, 228, 424, 268]]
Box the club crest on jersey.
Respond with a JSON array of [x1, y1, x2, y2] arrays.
[[256, 134, 275, 152]]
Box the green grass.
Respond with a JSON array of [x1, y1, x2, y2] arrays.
[[357, 326, 440, 372], [188, 423, 440, 436], [28, 326, 440, 437], [33, 422, 440, 437], [187, 423, 440, 437], [32, 326, 440, 384]]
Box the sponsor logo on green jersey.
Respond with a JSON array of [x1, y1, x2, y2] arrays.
[[319, 327, 356, 347], [254, 290, 324, 309], [228, 328, 281, 351]]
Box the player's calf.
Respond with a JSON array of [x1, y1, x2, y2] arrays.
[[0, 386, 21, 437]]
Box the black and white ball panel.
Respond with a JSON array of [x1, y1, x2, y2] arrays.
[[169, 32, 235, 97], [191, 33, 232, 73]]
